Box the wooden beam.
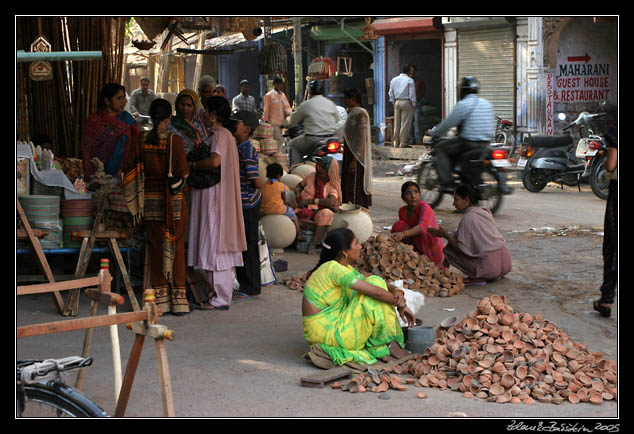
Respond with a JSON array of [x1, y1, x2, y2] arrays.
[[17, 277, 100, 296], [17, 311, 148, 338]]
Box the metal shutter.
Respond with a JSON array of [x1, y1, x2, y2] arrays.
[[458, 26, 515, 121]]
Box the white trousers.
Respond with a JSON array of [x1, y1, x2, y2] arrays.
[[393, 100, 414, 147]]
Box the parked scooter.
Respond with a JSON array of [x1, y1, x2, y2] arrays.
[[517, 131, 583, 194], [414, 135, 513, 215], [517, 102, 610, 197], [560, 105, 610, 199]]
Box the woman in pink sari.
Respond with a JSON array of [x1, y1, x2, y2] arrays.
[[187, 96, 247, 310], [390, 181, 445, 268]]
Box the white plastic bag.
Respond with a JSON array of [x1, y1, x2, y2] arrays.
[[391, 280, 425, 327]]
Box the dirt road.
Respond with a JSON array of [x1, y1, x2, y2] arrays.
[[16, 167, 618, 420]]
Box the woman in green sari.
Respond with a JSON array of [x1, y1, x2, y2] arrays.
[[302, 227, 415, 368]]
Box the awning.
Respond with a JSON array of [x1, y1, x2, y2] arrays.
[[371, 17, 441, 36]]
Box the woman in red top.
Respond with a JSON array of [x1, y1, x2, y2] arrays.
[[390, 181, 445, 268]]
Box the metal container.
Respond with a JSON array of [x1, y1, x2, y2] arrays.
[[405, 325, 436, 354]]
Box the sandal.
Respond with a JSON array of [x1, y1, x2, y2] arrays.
[[306, 348, 335, 370], [195, 304, 229, 311], [593, 300, 611, 318], [464, 278, 486, 286]]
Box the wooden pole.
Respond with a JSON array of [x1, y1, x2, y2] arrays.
[[292, 17, 303, 106]]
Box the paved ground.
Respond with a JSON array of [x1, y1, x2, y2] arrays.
[[15, 163, 618, 420]]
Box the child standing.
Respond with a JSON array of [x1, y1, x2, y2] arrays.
[[260, 163, 304, 241]]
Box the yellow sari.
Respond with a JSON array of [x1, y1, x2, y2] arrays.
[[302, 260, 405, 366]]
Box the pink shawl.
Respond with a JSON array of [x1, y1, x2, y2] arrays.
[[211, 126, 247, 253], [455, 206, 506, 258]]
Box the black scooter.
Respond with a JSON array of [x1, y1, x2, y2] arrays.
[[517, 133, 584, 193]]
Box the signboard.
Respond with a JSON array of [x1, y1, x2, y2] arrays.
[[554, 53, 611, 103], [29, 36, 53, 81], [546, 73, 554, 135]]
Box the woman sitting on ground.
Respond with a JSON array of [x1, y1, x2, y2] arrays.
[[302, 227, 415, 369], [294, 156, 342, 254], [428, 184, 511, 284], [390, 181, 445, 268]]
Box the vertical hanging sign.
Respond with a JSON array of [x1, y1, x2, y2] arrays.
[[546, 72, 554, 135], [29, 36, 53, 81]]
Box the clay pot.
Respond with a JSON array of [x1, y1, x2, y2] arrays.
[[280, 173, 302, 189], [260, 214, 297, 249], [291, 163, 316, 178]]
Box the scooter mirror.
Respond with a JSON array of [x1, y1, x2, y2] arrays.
[[557, 113, 566, 121]]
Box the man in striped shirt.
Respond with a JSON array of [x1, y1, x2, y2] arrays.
[[430, 76, 495, 189], [232, 110, 263, 296]]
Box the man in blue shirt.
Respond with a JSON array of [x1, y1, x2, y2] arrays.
[[429, 76, 495, 189], [232, 110, 263, 296]]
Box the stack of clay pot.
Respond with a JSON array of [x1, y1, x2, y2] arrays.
[[391, 294, 617, 405], [283, 233, 464, 296], [355, 234, 464, 297]]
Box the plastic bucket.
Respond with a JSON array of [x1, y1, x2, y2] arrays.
[[405, 325, 436, 354], [295, 230, 314, 252]]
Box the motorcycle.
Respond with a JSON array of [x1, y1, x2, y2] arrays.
[[560, 107, 610, 200], [493, 115, 517, 156], [414, 135, 513, 215], [283, 123, 344, 169], [517, 103, 609, 197]]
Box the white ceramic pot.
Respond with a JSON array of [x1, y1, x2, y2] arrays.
[[280, 174, 302, 190], [291, 163, 316, 179], [329, 203, 373, 244], [260, 214, 296, 249], [284, 189, 298, 209]]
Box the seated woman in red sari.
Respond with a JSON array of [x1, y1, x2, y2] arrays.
[[81, 83, 139, 181], [390, 181, 445, 268]]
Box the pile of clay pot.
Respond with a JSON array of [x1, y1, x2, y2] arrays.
[[405, 295, 617, 405], [284, 233, 465, 296], [355, 234, 464, 298]]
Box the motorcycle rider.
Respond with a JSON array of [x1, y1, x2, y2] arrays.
[[287, 80, 341, 168], [429, 76, 510, 193]]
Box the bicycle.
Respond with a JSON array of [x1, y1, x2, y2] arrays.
[[17, 356, 109, 417]]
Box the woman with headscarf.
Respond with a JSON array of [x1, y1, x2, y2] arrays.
[[121, 98, 190, 315], [187, 96, 247, 310], [169, 89, 207, 155], [341, 88, 372, 208], [81, 83, 139, 181], [429, 184, 511, 284], [294, 156, 342, 254]]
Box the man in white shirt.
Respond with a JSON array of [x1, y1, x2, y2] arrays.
[[287, 81, 340, 167], [388, 65, 416, 148]]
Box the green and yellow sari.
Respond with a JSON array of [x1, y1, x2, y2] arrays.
[[302, 260, 405, 366]]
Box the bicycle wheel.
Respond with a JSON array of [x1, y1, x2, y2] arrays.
[[18, 381, 108, 417], [416, 162, 444, 209]]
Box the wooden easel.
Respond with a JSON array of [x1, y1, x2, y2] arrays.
[[17, 265, 176, 417], [63, 203, 141, 316]]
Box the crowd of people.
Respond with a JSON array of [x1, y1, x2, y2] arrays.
[[78, 70, 616, 369]]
